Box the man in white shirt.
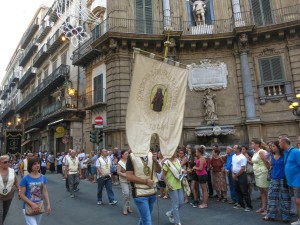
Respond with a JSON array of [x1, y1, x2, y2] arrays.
[[64, 150, 80, 198], [232, 145, 252, 211], [96, 149, 117, 205], [78, 149, 86, 179]]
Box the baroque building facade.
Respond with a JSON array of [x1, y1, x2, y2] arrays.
[[73, 0, 300, 150], [0, 2, 86, 154]]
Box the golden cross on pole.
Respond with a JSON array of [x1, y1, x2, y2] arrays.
[[163, 27, 173, 59]]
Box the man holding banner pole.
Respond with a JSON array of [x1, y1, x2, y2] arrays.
[[126, 151, 161, 225], [125, 49, 189, 224]]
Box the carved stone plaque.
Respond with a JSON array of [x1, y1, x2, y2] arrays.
[[188, 60, 228, 91]]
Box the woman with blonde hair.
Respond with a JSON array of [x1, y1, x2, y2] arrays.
[[0, 155, 19, 224], [19, 157, 51, 225], [251, 139, 270, 215]]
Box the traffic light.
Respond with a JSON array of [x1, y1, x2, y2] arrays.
[[90, 131, 97, 143], [98, 130, 103, 144]]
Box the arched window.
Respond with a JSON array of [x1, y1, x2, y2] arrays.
[[135, 0, 153, 34], [250, 0, 273, 26]]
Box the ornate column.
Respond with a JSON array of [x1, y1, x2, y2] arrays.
[[231, 0, 243, 27], [163, 0, 171, 27], [238, 34, 257, 121]]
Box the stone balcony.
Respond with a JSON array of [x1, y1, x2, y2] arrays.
[[72, 4, 300, 66], [258, 81, 293, 104]]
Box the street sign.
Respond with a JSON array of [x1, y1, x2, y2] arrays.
[[95, 116, 103, 125]]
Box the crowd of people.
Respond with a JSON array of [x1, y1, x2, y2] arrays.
[[0, 134, 299, 225]]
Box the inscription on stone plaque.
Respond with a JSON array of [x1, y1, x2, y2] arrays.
[[188, 60, 228, 91]]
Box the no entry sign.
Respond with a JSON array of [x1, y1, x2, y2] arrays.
[[95, 116, 103, 125]]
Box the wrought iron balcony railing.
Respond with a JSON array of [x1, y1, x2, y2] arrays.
[[82, 89, 106, 109], [16, 64, 70, 113], [33, 44, 49, 68], [19, 39, 38, 67], [20, 20, 39, 49], [36, 20, 53, 43], [0, 102, 15, 120], [18, 67, 37, 90], [46, 29, 65, 54]]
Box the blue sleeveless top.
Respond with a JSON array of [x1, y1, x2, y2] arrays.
[[271, 155, 285, 179]]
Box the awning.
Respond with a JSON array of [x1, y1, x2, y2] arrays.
[[24, 128, 40, 134], [21, 139, 31, 147]]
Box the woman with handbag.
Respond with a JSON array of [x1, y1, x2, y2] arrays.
[[0, 155, 19, 225], [19, 157, 51, 225]]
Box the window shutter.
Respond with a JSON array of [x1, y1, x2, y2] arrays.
[[260, 58, 272, 83], [145, 0, 153, 34], [61, 52, 67, 65], [92, 25, 100, 41], [251, 0, 263, 26], [135, 0, 144, 33], [261, 0, 273, 25], [270, 57, 283, 81], [135, 0, 153, 34], [259, 57, 284, 83], [251, 0, 273, 26], [94, 74, 103, 104]]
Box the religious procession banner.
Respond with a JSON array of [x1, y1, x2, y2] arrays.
[[126, 51, 189, 158], [5, 131, 22, 154]]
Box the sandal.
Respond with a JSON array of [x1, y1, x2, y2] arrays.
[[262, 216, 274, 221], [198, 204, 208, 209], [222, 198, 228, 203], [256, 208, 265, 213], [216, 198, 222, 202]]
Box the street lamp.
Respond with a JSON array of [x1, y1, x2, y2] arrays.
[[289, 90, 300, 117], [67, 87, 76, 97], [7, 121, 12, 126]]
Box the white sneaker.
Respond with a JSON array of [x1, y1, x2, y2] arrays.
[[165, 211, 172, 217], [291, 220, 300, 225], [169, 216, 175, 223], [97, 201, 102, 205], [109, 200, 118, 205], [165, 211, 174, 223]]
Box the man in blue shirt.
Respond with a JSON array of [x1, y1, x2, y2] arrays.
[[279, 137, 300, 225], [224, 146, 239, 204]]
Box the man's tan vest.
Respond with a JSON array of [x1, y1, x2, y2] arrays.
[[66, 157, 79, 175], [98, 156, 111, 176], [23, 159, 29, 176], [0, 168, 15, 195], [130, 152, 157, 197]]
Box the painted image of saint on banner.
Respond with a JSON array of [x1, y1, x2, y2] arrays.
[[150, 85, 167, 112]]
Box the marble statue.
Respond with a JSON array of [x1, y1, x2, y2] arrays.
[[203, 89, 218, 124], [191, 0, 208, 25]]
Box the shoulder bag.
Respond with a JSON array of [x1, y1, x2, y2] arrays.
[[25, 176, 45, 216]]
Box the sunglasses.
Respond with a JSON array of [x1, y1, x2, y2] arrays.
[[1, 161, 9, 164]]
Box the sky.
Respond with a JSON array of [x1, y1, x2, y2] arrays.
[[0, 0, 54, 82]]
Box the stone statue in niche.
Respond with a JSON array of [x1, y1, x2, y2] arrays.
[[203, 89, 218, 125], [191, 0, 208, 25]]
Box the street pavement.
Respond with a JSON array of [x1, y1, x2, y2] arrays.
[[6, 174, 286, 225]]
